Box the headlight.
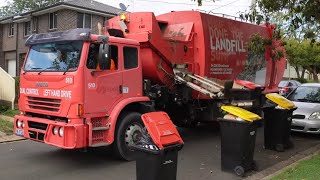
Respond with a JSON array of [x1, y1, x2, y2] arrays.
[[59, 127, 64, 137], [16, 120, 22, 128], [21, 121, 25, 128], [309, 112, 320, 120], [53, 126, 59, 135]]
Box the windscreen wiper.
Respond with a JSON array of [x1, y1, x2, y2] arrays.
[[38, 66, 56, 75], [23, 68, 42, 75], [63, 66, 71, 75]]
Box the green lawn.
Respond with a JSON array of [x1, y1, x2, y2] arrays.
[[272, 153, 320, 180], [1, 109, 20, 117], [0, 119, 14, 135]]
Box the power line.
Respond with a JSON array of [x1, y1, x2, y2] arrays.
[[210, 0, 241, 10], [134, 0, 219, 6]]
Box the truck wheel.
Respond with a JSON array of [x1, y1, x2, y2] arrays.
[[113, 112, 144, 161]]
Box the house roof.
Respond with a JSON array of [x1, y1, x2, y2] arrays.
[[0, 0, 121, 23], [63, 0, 121, 15]]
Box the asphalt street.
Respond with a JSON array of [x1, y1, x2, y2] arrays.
[[0, 124, 319, 180]]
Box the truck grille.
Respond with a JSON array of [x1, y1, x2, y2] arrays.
[[27, 96, 61, 112], [28, 121, 48, 131]]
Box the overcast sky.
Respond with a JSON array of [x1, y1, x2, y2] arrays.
[[0, 0, 252, 16]]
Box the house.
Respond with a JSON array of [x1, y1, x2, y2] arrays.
[[0, 0, 120, 77]]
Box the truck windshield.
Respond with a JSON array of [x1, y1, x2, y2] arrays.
[[24, 41, 83, 72]]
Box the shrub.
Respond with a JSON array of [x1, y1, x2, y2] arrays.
[[0, 105, 9, 112], [295, 78, 308, 84]]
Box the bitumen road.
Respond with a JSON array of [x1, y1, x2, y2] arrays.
[[0, 124, 319, 180]]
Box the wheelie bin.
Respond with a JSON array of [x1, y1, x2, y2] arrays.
[[263, 93, 297, 152], [218, 106, 262, 177], [129, 111, 184, 180]]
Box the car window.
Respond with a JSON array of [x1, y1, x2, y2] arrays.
[[295, 81, 301, 86], [278, 81, 288, 87], [287, 86, 320, 103], [288, 82, 294, 87]]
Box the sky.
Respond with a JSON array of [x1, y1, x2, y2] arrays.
[[99, 0, 252, 16], [0, 0, 252, 17]]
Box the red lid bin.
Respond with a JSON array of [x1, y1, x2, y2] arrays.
[[141, 111, 184, 150]]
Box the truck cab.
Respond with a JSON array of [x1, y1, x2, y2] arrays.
[[15, 29, 147, 159]]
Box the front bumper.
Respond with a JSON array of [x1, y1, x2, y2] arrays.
[[291, 118, 320, 134], [14, 115, 86, 149]]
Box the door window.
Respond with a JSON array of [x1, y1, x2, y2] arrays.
[[124, 47, 138, 69], [87, 44, 118, 70]]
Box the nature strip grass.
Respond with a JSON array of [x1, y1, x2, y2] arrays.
[[1, 109, 20, 117], [271, 152, 320, 180], [0, 119, 14, 135]]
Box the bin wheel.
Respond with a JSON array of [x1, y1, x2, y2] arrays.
[[285, 141, 294, 149], [252, 160, 258, 171], [275, 144, 284, 152], [113, 112, 144, 161], [234, 166, 245, 177]]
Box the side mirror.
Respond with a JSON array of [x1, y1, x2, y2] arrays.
[[98, 43, 111, 70]]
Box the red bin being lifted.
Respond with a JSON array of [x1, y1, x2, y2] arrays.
[[129, 111, 184, 180]]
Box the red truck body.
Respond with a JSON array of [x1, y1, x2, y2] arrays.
[[107, 11, 285, 92], [14, 11, 286, 160]]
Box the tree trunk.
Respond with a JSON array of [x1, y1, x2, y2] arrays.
[[312, 68, 319, 82], [294, 66, 301, 79], [301, 68, 306, 79]]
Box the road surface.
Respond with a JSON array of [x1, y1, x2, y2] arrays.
[[0, 124, 319, 180]]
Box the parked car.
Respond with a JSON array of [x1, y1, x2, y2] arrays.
[[278, 80, 301, 96], [287, 83, 320, 134]]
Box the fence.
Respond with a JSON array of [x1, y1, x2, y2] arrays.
[[0, 67, 15, 109]]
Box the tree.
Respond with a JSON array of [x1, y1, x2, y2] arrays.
[[0, 0, 62, 17], [285, 39, 320, 81], [196, 0, 320, 42]]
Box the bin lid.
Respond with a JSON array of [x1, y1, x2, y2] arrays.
[[221, 106, 262, 122], [234, 80, 262, 90], [141, 112, 184, 150], [265, 93, 296, 110]]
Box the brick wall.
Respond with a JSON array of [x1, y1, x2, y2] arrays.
[[17, 23, 28, 75], [57, 9, 77, 31], [92, 15, 104, 34], [2, 23, 17, 52], [38, 13, 48, 33]]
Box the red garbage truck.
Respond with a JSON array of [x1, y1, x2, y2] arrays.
[[14, 11, 286, 160]]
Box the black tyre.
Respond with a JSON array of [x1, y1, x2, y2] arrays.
[[234, 166, 245, 177], [113, 112, 144, 161]]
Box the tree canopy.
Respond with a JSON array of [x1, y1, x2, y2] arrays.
[[285, 39, 320, 80], [0, 0, 62, 18]]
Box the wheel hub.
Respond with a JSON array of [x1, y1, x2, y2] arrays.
[[125, 123, 143, 146]]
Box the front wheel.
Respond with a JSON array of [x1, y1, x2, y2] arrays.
[[113, 112, 144, 161]]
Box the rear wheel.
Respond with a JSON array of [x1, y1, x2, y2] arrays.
[[113, 112, 144, 161]]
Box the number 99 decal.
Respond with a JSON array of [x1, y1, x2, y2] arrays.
[[66, 77, 73, 84]]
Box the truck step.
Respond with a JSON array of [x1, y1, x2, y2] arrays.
[[90, 142, 109, 147], [92, 127, 109, 131]]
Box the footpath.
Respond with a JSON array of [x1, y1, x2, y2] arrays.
[[0, 115, 24, 143]]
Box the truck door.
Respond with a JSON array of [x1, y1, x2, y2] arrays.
[[122, 46, 143, 99], [84, 43, 123, 114]]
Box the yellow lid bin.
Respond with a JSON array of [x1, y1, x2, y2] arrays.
[[221, 106, 262, 122], [265, 93, 296, 110]]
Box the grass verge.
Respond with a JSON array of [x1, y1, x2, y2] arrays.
[[272, 153, 320, 180], [1, 109, 20, 117], [0, 119, 14, 135]]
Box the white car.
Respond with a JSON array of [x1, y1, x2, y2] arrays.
[[287, 83, 320, 134]]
